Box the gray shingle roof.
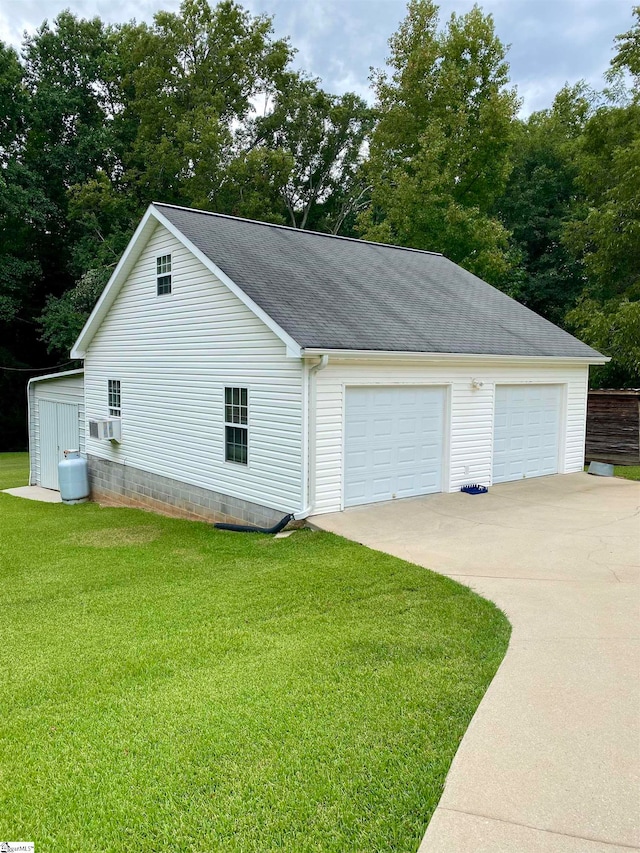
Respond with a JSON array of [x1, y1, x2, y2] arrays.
[[154, 203, 602, 359]]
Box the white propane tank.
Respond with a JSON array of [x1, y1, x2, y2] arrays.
[[58, 450, 90, 504]]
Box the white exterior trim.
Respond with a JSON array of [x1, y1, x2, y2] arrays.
[[303, 349, 609, 365], [71, 205, 302, 359], [27, 368, 85, 387]]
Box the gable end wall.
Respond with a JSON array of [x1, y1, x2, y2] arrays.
[[83, 223, 304, 515]]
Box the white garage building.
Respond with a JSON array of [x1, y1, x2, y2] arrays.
[[30, 203, 606, 522]]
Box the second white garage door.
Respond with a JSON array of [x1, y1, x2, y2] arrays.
[[344, 386, 445, 507], [493, 384, 562, 484]]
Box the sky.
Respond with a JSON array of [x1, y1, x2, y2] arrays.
[[0, 0, 635, 115]]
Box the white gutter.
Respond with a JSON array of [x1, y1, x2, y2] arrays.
[[297, 354, 329, 519], [301, 348, 609, 365], [26, 368, 85, 386]]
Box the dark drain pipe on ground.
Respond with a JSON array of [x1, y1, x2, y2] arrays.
[[213, 513, 295, 534]]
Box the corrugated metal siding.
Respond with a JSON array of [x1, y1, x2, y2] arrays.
[[83, 224, 303, 513], [313, 360, 589, 513], [30, 375, 85, 486]]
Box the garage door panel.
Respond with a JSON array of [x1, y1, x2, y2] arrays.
[[344, 386, 445, 507], [397, 445, 418, 464], [371, 477, 393, 499], [345, 449, 367, 469], [373, 448, 394, 466], [398, 416, 418, 435], [493, 385, 561, 484], [372, 389, 394, 407], [373, 418, 394, 437]]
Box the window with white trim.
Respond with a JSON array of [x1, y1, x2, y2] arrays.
[[108, 379, 121, 417], [224, 387, 248, 464], [157, 254, 172, 295]]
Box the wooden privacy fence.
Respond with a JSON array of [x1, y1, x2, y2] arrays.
[[585, 389, 640, 465]]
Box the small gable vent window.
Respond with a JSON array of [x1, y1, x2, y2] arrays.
[[108, 379, 121, 417], [157, 254, 172, 295], [224, 387, 248, 465]]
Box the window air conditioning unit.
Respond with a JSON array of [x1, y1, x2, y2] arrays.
[[88, 418, 121, 442]]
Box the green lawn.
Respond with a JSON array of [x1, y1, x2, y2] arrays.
[[0, 451, 32, 488], [0, 453, 509, 852], [614, 465, 640, 481]]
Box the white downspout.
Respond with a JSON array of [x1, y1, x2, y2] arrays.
[[26, 379, 35, 485], [297, 354, 329, 519]]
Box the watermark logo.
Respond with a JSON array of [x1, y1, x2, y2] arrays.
[[0, 844, 34, 853]]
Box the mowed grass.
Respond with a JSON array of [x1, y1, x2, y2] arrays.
[[0, 451, 32, 488], [615, 465, 640, 481], [0, 453, 509, 852]]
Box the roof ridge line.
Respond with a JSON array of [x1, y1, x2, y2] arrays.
[[152, 202, 444, 257]]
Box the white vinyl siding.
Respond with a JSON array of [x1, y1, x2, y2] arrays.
[[29, 372, 85, 487], [83, 223, 303, 513], [313, 359, 589, 514]]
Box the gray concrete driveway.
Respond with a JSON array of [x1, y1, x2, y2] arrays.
[[310, 473, 640, 852]]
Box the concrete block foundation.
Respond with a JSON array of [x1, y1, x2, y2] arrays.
[[87, 455, 285, 526]]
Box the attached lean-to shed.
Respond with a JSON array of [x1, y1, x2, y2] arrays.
[[28, 369, 85, 490], [586, 389, 640, 465]]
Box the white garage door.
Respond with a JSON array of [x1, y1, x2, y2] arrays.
[[493, 385, 562, 484], [344, 386, 445, 507], [40, 400, 80, 490]]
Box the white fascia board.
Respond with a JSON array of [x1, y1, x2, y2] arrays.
[[27, 368, 85, 389], [151, 206, 303, 358], [71, 206, 158, 358], [301, 348, 610, 366]]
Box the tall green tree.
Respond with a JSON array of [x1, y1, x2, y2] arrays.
[[562, 8, 640, 386], [567, 298, 640, 387], [359, 0, 519, 283], [495, 84, 594, 324], [0, 42, 50, 329], [16, 12, 131, 360], [120, 0, 292, 207], [21, 11, 122, 266], [249, 74, 374, 231]]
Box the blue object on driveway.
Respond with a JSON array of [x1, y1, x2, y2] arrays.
[[461, 484, 488, 495]]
